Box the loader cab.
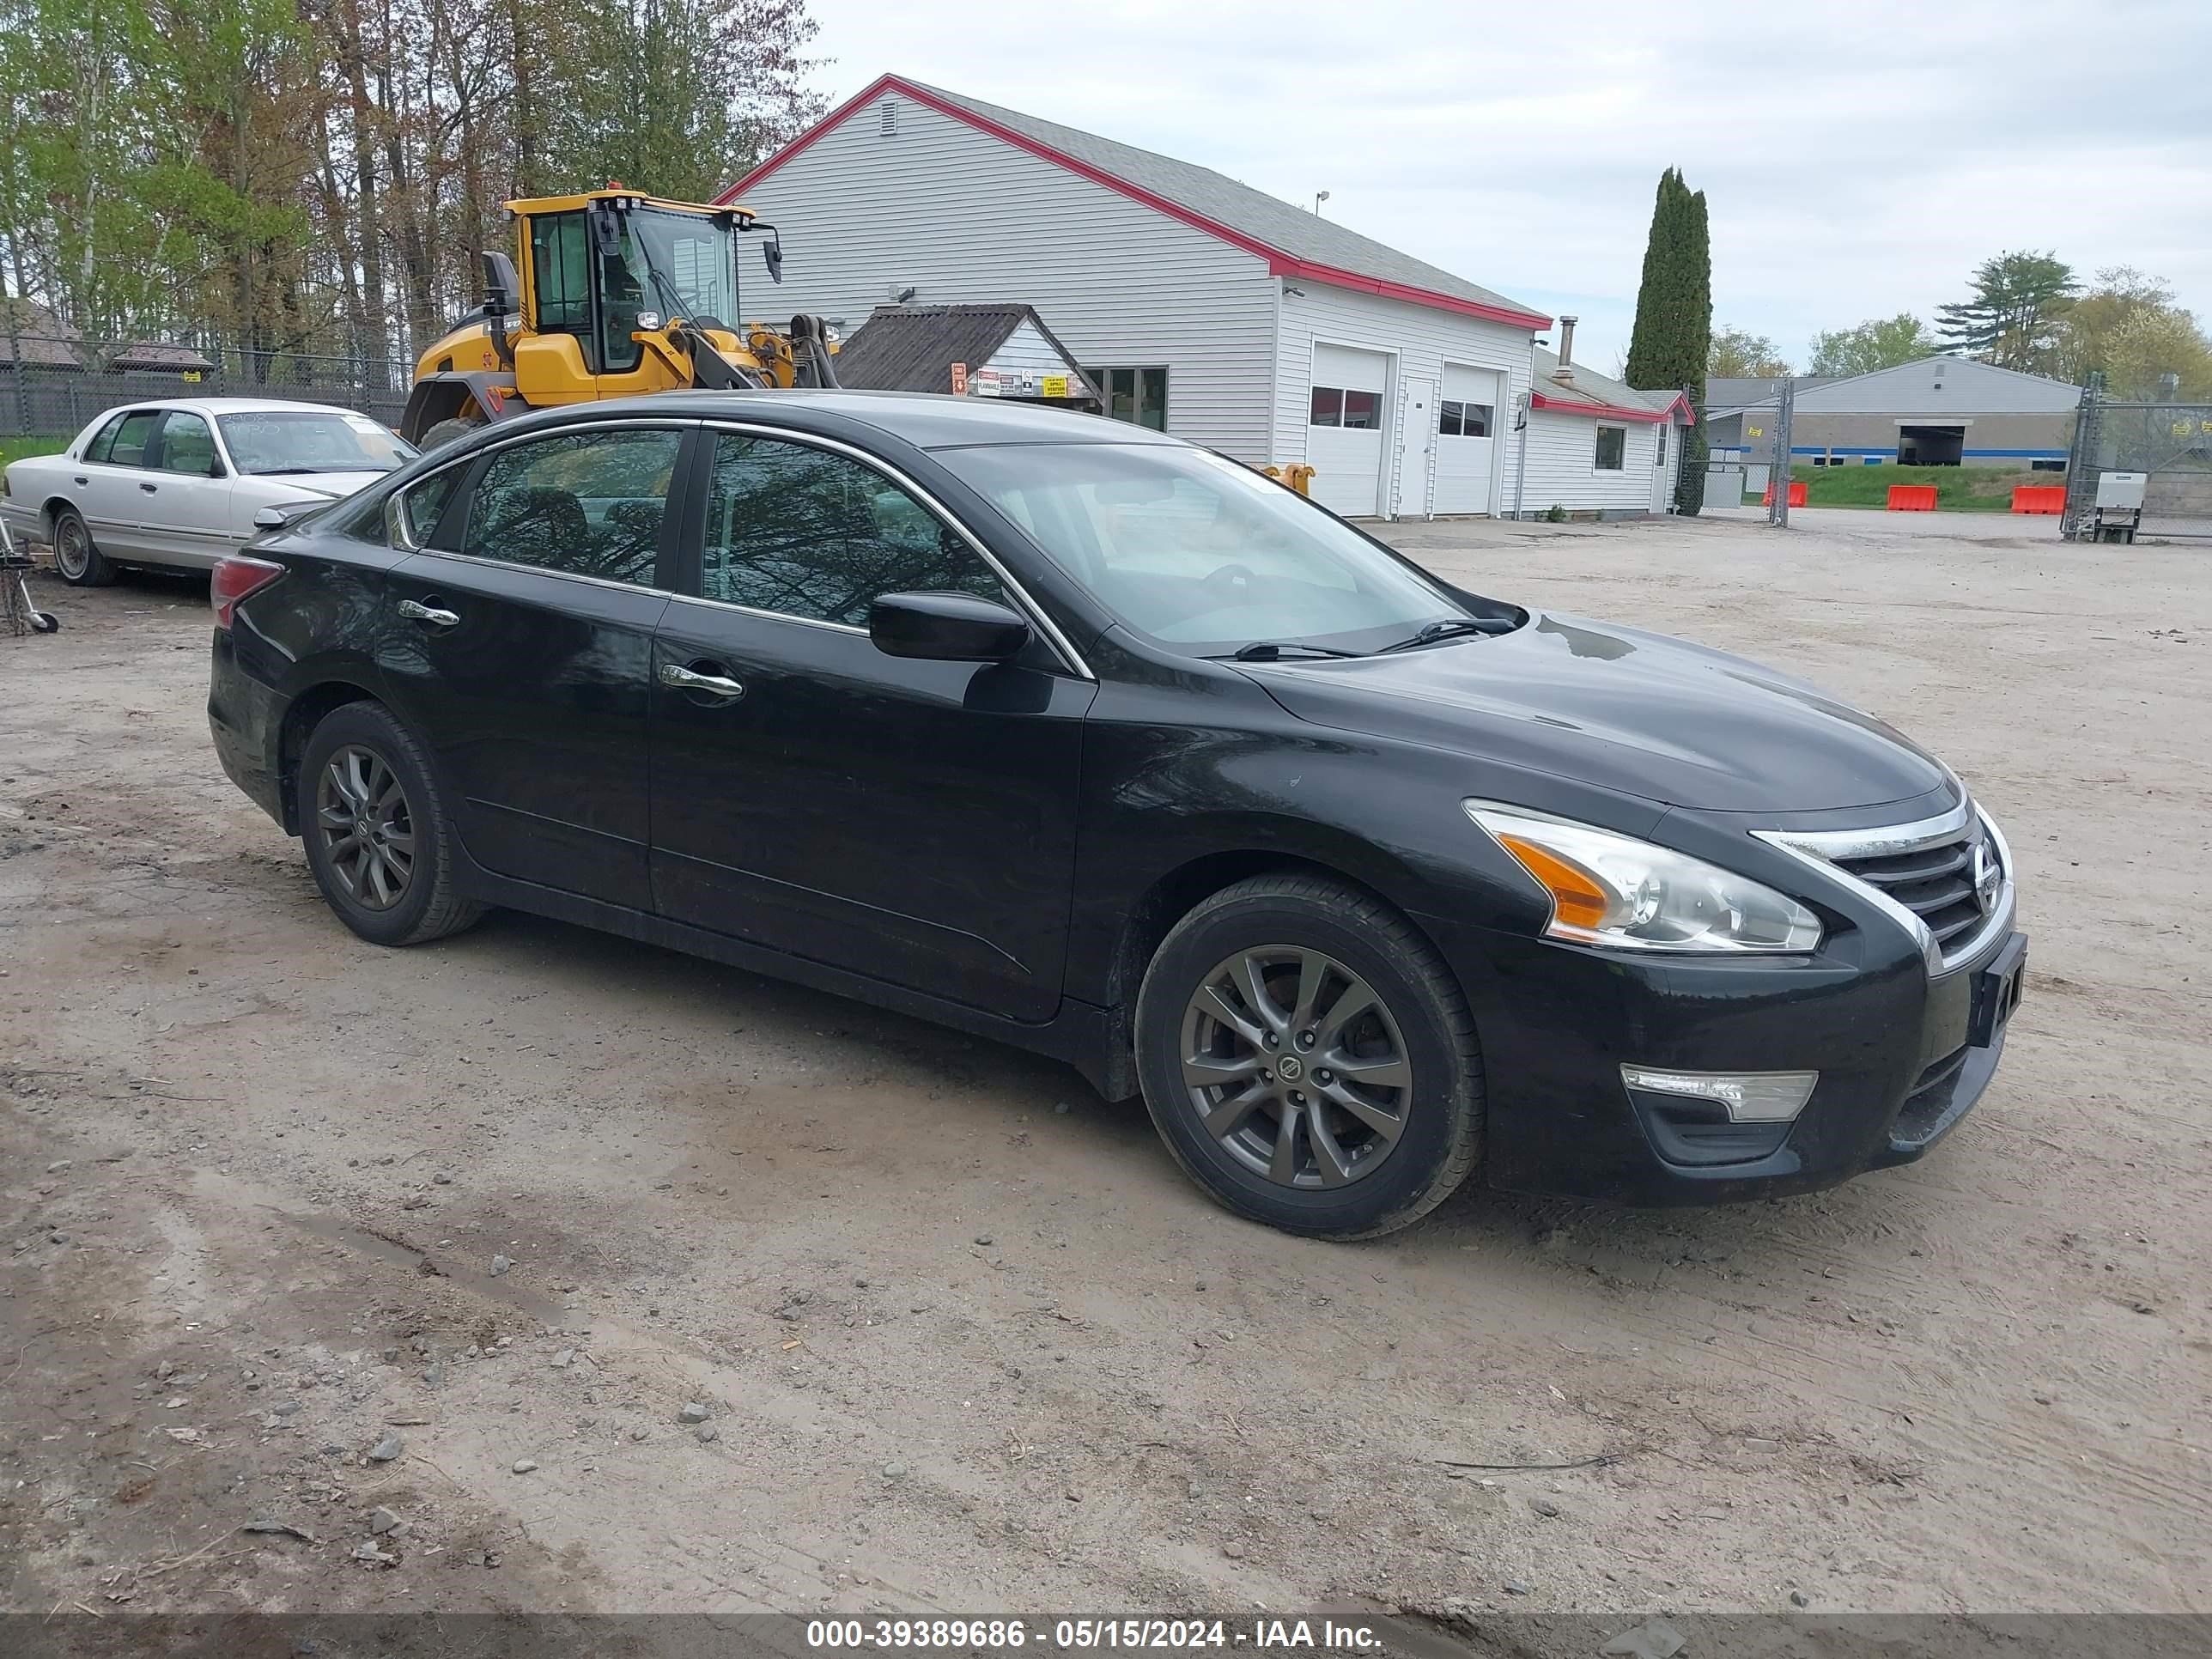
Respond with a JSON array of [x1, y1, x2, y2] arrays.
[[511, 190, 765, 405]]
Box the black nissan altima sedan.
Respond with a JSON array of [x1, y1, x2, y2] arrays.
[[207, 391, 2027, 1238]]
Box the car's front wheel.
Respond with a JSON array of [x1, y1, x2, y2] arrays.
[[1134, 873, 1485, 1238], [298, 702, 486, 946], [52, 507, 114, 586]]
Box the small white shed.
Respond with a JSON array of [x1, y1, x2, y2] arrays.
[[1514, 343, 1693, 519]]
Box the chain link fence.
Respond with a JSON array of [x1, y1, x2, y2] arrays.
[[2063, 386, 2212, 541], [1, 333, 410, 442]]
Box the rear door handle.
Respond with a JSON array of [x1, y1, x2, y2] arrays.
[[660, 661, 745, 699], [139, 481, 158, 493], [397, 599, 460, 628]]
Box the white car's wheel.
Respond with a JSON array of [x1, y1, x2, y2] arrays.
[[52, 507, 115, 587]]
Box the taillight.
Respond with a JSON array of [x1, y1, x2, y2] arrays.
[[211, 555, 285, 629]]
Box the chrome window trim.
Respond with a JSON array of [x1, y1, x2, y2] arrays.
[[698, 418, 1096, 682], [1754, 798, 2014, 976], [662, 589, 866, 637]]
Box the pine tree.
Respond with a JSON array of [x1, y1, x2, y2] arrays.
[[1624, 168, 1711, 514]]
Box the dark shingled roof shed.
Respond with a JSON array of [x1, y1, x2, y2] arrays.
[[831, 302, 1101, 404]]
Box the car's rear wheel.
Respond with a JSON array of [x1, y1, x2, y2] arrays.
[[52, 508, 113, 586], [1134, 873, 1484, 1239], [299, 702, 486, 946]]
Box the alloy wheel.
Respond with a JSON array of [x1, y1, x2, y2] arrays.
[[1178, 945, 1413, 1188], [54, 518, 89, 580], [314, 744, 416, 911]]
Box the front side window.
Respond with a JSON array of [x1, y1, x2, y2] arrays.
[[701, 434, 1007, 627], [218, 410, 414, 476], [462, 427, 682, 586], [530, 210, 592, 339], [155, 412, 217, 475], [940, 441, 1465, 657], [94, 410, 161, 467], [1595, 425, 1626, 471]]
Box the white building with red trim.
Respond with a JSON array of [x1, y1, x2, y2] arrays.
[[721, 76, 1684, 520]]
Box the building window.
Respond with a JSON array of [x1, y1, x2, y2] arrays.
[[1440, 399, 1491, 438], [1655, 423, 1667, 465], [1310, 386, 1381, 430], [1594, 425, 1626, 471], [1089, 366, 1169, 431]]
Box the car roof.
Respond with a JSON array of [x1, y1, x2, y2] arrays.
[[488, 389, 1185, 451], [93, 397, 385, 420]]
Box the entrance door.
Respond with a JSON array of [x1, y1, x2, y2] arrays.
[[1435, 367, 1500, 514], [380, 422, 688, 911], [1395, 376, 1434, 519], [648, 428, 1094, 1020], [1304, 344, 1389, 517]]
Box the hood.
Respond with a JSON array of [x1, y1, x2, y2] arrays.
[[255, 471, 389, 503], [1243, 611, 1948, 813]]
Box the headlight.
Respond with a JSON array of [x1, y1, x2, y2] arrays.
[[1465, 802, 1822, 954]]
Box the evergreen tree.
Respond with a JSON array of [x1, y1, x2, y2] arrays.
[[1625, 168, 1711, 514], [1935, 251, 2077, 371]]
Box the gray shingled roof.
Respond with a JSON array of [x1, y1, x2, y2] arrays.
[[834, 302, 1099, 398], [1531, 349, 1678, 415], [906, 79, 1546, 325], [1705, 374, 1837, 414]]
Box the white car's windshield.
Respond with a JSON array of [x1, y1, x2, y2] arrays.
[[938, 442, 1468, 656], [217, 411, 416, 476]]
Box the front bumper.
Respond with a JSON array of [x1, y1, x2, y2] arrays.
[[1417, 906, 2027, 1206]]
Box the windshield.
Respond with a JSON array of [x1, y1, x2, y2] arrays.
[[217, 411, 416, 475], [938, 442, 1467, 655], [623, 207, 739, 326]]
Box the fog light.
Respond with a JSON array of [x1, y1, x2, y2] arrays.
[[1620, 1066, 1818, 1122]]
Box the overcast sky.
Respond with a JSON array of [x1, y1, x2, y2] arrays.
[[796, 0, 2212, 374]]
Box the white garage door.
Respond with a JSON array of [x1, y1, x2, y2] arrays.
[[1306, 343, 1389, 517], [1434, 364, 1499, 514]]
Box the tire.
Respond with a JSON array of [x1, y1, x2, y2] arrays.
[[298, 701, 487, 947], [51, 507, 114, 586], [1134, 874, 1484, 1239], [416, 416, 481, 452]]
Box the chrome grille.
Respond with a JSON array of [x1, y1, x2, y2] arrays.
[[1832, 830, 1988, 954]]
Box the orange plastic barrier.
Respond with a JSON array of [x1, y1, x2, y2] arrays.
[[2010, 486, 2064, 514], [1887, 485, 1938, 512], [1759, 481, 1809, 507]]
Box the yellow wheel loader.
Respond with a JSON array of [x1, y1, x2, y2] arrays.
[[402, 188, 839, 447]]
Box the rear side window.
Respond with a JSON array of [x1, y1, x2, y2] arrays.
[[461, 428, 681, 586], [386, 467, 465, 547], [700, 434, 1007, 626], [92, 410, 160, 467]]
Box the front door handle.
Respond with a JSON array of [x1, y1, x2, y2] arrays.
[[140, 481, 158, 493], [660, 661, 745, 700], [397, 599, 460, 628]]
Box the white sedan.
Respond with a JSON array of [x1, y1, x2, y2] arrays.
[[0, 397, 416, 586]]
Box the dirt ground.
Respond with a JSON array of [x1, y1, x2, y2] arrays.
[[2, 509, 2206, 1631]]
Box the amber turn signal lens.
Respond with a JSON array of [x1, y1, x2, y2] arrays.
[[1496, 834, 1611, 932]]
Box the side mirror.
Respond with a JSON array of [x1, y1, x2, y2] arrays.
[[482, 250, 521, 318], [763, 235, 784, 285], [868, 591, 1030, 663], [252, 504, 292, 532]]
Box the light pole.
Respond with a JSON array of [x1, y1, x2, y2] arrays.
[[1314, 190, 1330, 215]]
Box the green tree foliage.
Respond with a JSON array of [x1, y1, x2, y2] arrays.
[[0, 0, 823, 370], [1625, 167, 1711, 514], [2051, 267, 2212, 396], [1935, 251, 2078, 371], [1807, 313, 1938, 378], [1708, 325, 1789, 379]]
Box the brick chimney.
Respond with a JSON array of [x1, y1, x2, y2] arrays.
[[1551, 315, 1578, 384]]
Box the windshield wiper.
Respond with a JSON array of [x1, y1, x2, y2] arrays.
[[1213, 641, 1365, 661], [1377, 617, 1512, 653]]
